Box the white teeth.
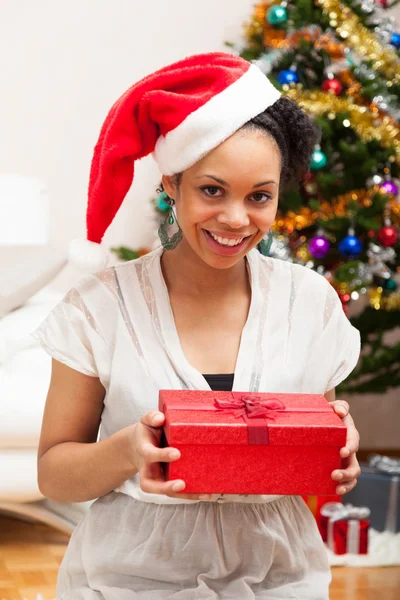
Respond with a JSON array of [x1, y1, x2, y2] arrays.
[[209, 232, 245, 247]]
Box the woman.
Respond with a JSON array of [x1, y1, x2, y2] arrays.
[[34, 52, 361, 599]]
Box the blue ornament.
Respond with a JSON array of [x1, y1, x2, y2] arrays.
[[266, 5, 288, 25], [277, 69, 299, 85], [156, 192, 170, 212], [390, 33, 400, 49], [338, 233, 363, 257], [310, 148, 328, 170]]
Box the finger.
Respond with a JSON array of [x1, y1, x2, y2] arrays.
[[332, 460, 360, 483], [139, 441, 181, 464], [336, 478, 358, 495], [140, 410, 165, 428], [331, 400, 349, 417], [140, 473, 187, 496], [339, 413, 360, 457]]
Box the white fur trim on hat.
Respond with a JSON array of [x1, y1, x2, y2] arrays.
[[153, 64, 281, 175], [68, 238, 109, 273]]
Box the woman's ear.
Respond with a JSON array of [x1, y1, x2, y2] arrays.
[[161, 175, 176, 199]]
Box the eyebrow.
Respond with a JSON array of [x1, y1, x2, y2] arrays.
[[194, 174, 277, 188]]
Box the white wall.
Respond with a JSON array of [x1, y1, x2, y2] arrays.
[[0, 0, 256, 289]]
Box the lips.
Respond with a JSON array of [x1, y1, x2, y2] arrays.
[[203, 229, 252, 256]]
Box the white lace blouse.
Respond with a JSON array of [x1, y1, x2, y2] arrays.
[[32, 246, 361, 505]]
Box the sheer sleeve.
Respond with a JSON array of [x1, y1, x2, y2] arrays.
[[322, 282, 361, 391], [30, 277, 107, 377]]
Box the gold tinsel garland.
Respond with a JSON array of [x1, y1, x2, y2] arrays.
[[315, 0, 400, 83], [272, 189, 400, 234], [242, 3, 399, 311], [245, 1, 400, 84], [285, 88, 400, 165], [244, 3, 346, 54]]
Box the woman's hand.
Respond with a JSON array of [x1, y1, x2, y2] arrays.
[[329, 400, 361, 495], [127, 410, 211, 501]]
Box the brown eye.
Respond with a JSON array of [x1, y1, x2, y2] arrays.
[[201, 186, 223, 197], [251, 192, 272, 205]]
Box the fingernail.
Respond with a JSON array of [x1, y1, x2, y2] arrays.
[[199, 494, 211, 500], [172, 481, 185, 492], [169, 450, 180, 460], [336, 472, 343, 480]]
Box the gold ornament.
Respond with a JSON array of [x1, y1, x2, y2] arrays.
[[315, 0, 400, 83], [284, 89, 400, 165]]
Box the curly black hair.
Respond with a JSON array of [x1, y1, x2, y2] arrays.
[[159, 95, 321, 192], [242, 96, 321, 189]]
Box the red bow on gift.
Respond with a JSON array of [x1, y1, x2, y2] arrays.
[[214, 396, 286, 419]]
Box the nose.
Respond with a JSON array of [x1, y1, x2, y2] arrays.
[[216, 202, 250, 229]]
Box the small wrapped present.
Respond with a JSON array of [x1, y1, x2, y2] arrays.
[[302, 494, 342, 540], [159, 390, 346, 495], [345, 454, 400, 533], [321, 502, 370, 554]]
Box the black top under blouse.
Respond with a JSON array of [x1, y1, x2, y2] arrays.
[[202, 373, 234, 391]]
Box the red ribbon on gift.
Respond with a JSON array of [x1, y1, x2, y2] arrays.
[[164, 395, 333, 445], [213, 396, 286, 444]]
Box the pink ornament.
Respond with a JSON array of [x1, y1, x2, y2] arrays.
[[380, 180, 399, 196], [309, 236, 330, 259]]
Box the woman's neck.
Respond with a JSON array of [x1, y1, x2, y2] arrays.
[[160, 239, 249, 298]]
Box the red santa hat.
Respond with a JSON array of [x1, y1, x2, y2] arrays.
[[69, 52, 281, 272]]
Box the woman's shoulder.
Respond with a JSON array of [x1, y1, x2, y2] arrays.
[[67, 248, 159, 301]]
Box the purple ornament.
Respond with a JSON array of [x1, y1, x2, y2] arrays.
[[308, 235, 330, 259], [380, 180, 399, 196]]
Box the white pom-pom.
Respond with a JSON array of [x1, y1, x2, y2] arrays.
[[68, 238, 109, 273]]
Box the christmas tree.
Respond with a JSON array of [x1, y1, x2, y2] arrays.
[[112, 0, 400, 395]]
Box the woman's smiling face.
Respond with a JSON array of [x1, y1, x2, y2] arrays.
[[162, 128, 281, 269]]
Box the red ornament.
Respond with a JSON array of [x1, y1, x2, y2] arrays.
[[375, 0, 387, 7], [321, 78, 343, 96], [377, 225, 399, 247], [340, 293, 351, 304]]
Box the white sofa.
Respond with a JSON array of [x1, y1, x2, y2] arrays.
[[0, 284, 93, 534]]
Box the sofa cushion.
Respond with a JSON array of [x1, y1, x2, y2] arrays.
[[0, 246, 67, 318]]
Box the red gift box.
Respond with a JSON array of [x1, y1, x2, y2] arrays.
[[302, 495, 342, 540], [159, 390, 346, 495], [321, 503, 370, 554]]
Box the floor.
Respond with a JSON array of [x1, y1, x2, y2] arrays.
[[0, 515, 399, 600]]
